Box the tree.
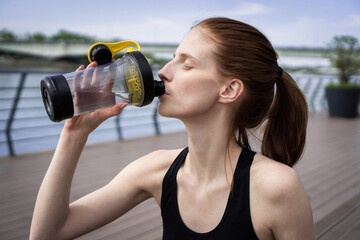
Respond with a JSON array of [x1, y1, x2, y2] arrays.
[[0, 29, 16, 41], [31, 32, 47, 41], [327, 35, 360, 84], [50, 30, 95, 42]]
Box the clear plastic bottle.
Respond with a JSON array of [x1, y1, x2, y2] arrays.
[[40, 51, 164, 122]]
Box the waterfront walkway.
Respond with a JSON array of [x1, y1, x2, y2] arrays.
[[0, 113, 359, 239]]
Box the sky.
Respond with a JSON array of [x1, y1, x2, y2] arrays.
[[0, 0, 359, 47]]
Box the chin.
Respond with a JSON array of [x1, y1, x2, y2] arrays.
[[158, 99, 212, 120], [157, 103, 173, 118], [158, 109, 176, 119], [157, 103, 184, 119]]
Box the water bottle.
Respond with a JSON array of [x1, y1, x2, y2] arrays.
[[40, 41, 165, 122]]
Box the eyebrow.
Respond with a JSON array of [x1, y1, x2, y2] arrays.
[[173, 52, 199, 62]]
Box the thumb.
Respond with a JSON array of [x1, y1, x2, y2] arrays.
[[98, 102, 128, 121]]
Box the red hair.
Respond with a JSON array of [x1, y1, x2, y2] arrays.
[[196, 17, 308, 167]]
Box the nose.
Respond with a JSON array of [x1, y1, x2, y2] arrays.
[[158, 61, 172, 82], [158, 70, 166, 82]]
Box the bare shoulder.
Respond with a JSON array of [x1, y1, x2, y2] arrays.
[[132, 148, 183, 173], [122, 148, 184, 202], [251, 153, 304, 202], [250, 154, 315, 239]]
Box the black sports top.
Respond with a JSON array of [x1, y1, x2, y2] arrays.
[[161, 147, 259, 240]]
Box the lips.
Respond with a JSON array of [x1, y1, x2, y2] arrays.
[[163, 85, 170, 95], [159, 91, 169, 99], [160, 82, 169, 96]]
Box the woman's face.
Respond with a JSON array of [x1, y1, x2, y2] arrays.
[[158, 27, 224, 119]]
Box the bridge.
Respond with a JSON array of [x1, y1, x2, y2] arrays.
[[0, 41, 177, 58], [0, 41, 328, 59]]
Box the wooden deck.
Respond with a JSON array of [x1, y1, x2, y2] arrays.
[[0, 113, 359, 239]]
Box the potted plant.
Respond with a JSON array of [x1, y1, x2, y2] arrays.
[[325, 35, 360, 118]]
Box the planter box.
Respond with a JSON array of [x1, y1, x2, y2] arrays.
[[326, 88, 360, 118]]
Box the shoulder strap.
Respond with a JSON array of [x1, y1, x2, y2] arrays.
[[161, 147, 188, 210], [238, 147, 256, 169], [166, 147, 188, 182], [231, 147, 256, 198]]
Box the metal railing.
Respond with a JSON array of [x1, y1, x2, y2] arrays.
[[0, 70, 359, 157], [293, 74, 360, 112], [0, 70, 182, 156]]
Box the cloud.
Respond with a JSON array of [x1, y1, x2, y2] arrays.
[[339, 14, 360, 27], [226, 2, 272, 17], [147, 18, 174, 26], [148, 2, 272, 22], [131, 2, 273, 43], [2, 1, 358, 46], [195, 2, 272, 19], [264, 16, 329, 47], [263, 13, 360, 47]]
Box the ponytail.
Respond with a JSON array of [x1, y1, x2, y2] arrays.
[[196, 17, 308, 167], [262, 71, 308, 167]]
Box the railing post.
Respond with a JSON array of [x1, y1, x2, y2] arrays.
[[115, 114, 123, 140], [302, 76, 312, 97], [5, 72, 26, 156], [153, 101, 161, 135], [309, 78, 323, 112]]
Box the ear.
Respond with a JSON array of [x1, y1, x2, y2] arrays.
[[218, 79, 244, 104]]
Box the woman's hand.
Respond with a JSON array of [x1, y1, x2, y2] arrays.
[[31, 61, 131, 240], [64, 62, 127, 136]]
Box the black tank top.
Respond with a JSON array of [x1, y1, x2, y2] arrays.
[[161, 147, 259, 240]]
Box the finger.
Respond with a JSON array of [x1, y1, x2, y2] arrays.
[[86, 61, 98, 69], [76, 65, 85, 72], [82, 61, 97, 89], [91, 65, 103, 89], [73, 65, 84, 91], [103, 61, 117, 91], [98, 102, 128, 121]]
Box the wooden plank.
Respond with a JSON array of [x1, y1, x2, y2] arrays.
[[339, 220, 360, 240], [0, 114, 359, 240], [315, 192, 360, 237], [0, 132, 187, 239], [310, 173, 360, 210], [318, 202, 360, 240]]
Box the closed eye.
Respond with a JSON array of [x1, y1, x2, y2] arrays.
[[183, 61, 193, 69]]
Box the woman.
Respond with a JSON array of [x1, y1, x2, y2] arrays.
[[31, 17, 315, 239]]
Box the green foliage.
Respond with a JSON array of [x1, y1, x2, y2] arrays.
[[0, 28, 98, 42], [326, 82, 360, 89], [28, 32, 47, 41], [325, 35, 360, 84], [50, 30, 95, 42], [0, 29, 16, 40], [144, 53, 169, 66]]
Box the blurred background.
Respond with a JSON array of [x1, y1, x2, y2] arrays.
[[0, 0, 359, 155], [1, 1, 360, 240]]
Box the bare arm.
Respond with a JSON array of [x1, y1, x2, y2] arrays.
[[30, 128, 88, 239], [30, 63, 141, 239], [30, 126, 158, 239], [267, 167, 316, 239], [251, 157, 316, 240]]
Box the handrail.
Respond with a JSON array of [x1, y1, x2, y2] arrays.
[[5, 72, 26, 156], [1, 70, 359, 157], [0, 70, 167, 156]]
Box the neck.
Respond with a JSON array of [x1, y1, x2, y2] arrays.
[[181, 105, 241, 184]]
